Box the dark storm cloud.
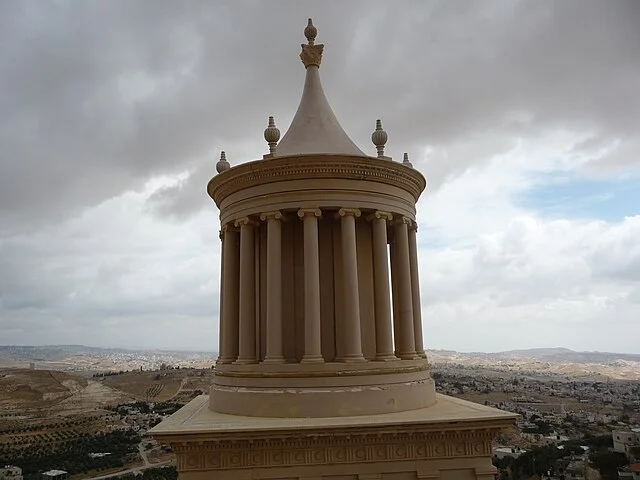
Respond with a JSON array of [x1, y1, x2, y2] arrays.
[[1, 1, 638, 227]]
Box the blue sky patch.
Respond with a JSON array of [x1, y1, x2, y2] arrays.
[[518, 172, 640, 221]]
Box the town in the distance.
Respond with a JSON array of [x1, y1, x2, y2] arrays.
[[0, 345, 638, 480]]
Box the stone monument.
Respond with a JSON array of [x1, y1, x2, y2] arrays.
[[151, 19, 517, 480]]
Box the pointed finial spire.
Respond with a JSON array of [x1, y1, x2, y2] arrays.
[[371, 119, 388, 158], [300, 19, 324, 68], [402, 152, 413, 168], [304, 18, 317, 45], [216, 151, 230, 173], [264, 116, 280, 156]]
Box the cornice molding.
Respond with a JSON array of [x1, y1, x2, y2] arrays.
[[214, 362, 427, 379], [207, 155, 427, 208]]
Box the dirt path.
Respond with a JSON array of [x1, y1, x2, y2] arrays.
[[138, 443, 150, 467], [84, 460, 172, 480], [168, 375, 188, 401]]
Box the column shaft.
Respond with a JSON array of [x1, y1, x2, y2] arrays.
[[234, 217, 257, 364], [261, 212, 284, 363], [219, 226, 239, 364], [390, 240, 401, 356], [395, 218, 419, 359], [409, 223, 426, 358], [338, 208, 365, 362], [370, 211, 396, 360], [299, 209, 324, 363], [217, 229, 225, 361]]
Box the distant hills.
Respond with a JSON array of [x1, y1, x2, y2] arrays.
[[462, 347, 640, 363], [0, 344, 216, 373], [427, 347, 640, 380], [0, 344, 215, 358], [0, 345, 638, 380]]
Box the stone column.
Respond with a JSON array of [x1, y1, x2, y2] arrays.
[[260, 211, 284, 364], [389, 238, 401, 356], [337, 208, 365, 362], [369, 211, 396, 361], [408, 221, 426, 358], [394, 217, 419, 359], [217, 228, 225, 362], [298, 208, 324, 364], [234, 217, 257, 364], [218, 225, 239, 364]]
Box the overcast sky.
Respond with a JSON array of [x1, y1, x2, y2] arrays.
[[1, 1, 639, 354]]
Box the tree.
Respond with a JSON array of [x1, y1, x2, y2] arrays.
[[589, 450, 627, 480]]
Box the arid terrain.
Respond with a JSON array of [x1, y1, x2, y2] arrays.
[[1, 345, 638, 380], [428, 347, 640, 380], [0, 353, 638, 480], [0, 366, 212, 480]]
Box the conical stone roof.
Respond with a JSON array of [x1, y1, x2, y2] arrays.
[[274, 19, 367, 158]]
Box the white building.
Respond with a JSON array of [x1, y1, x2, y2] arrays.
[[0, 466, 23, 480], [41, 470, 67, 480], [493, 446, 526, 460], [614, 430, 639, 455], [542, 433, 570, 445]]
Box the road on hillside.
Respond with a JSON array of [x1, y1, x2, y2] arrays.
[[85, 460, 173, 480], [138, 443, 150, 467]]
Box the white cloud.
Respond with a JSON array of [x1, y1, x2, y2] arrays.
[[0, 176, 221, 350], [1, 1, 639, 353], [416, 142, 640, 352]]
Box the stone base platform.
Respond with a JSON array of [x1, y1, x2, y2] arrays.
[[151, 394, 517, 480], [211, 359, 437, 417]]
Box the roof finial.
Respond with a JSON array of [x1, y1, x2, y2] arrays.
[[264, 116, 280, 156], [216, 151, 230, 173], [371, 119, 388, 158], [300, 19, 324, 68], [402, 152, 413, 168], [304, 18, 317, 45]]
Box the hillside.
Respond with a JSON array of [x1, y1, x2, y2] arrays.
[[0, 368, 133, 412], [1, 344, 639, 380], [0, 369, 87, 407]]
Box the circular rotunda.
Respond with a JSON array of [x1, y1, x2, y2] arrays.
[[207, 19, 436, 419]]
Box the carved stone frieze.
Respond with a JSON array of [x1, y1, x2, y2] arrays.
[[169, 429, 496, 472]]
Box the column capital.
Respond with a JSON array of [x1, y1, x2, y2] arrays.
[[337, 207, 361, 218], [394, 215, 413, 226], [220, 223, 239, 239], [297, 208, 322, 219], [367, 210, 393, 222], [221, 222, 239, 232], [234, 216, 258, 228], [259, 210, 283, 222]]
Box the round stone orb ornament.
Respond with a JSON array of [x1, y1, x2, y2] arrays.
[[304, 18, 317, 45], [371, 119, 388, 158], [264, 116, 280, 155], [216, 151, 230, 173]]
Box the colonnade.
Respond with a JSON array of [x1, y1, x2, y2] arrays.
[[216, 208, 426, 365]]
